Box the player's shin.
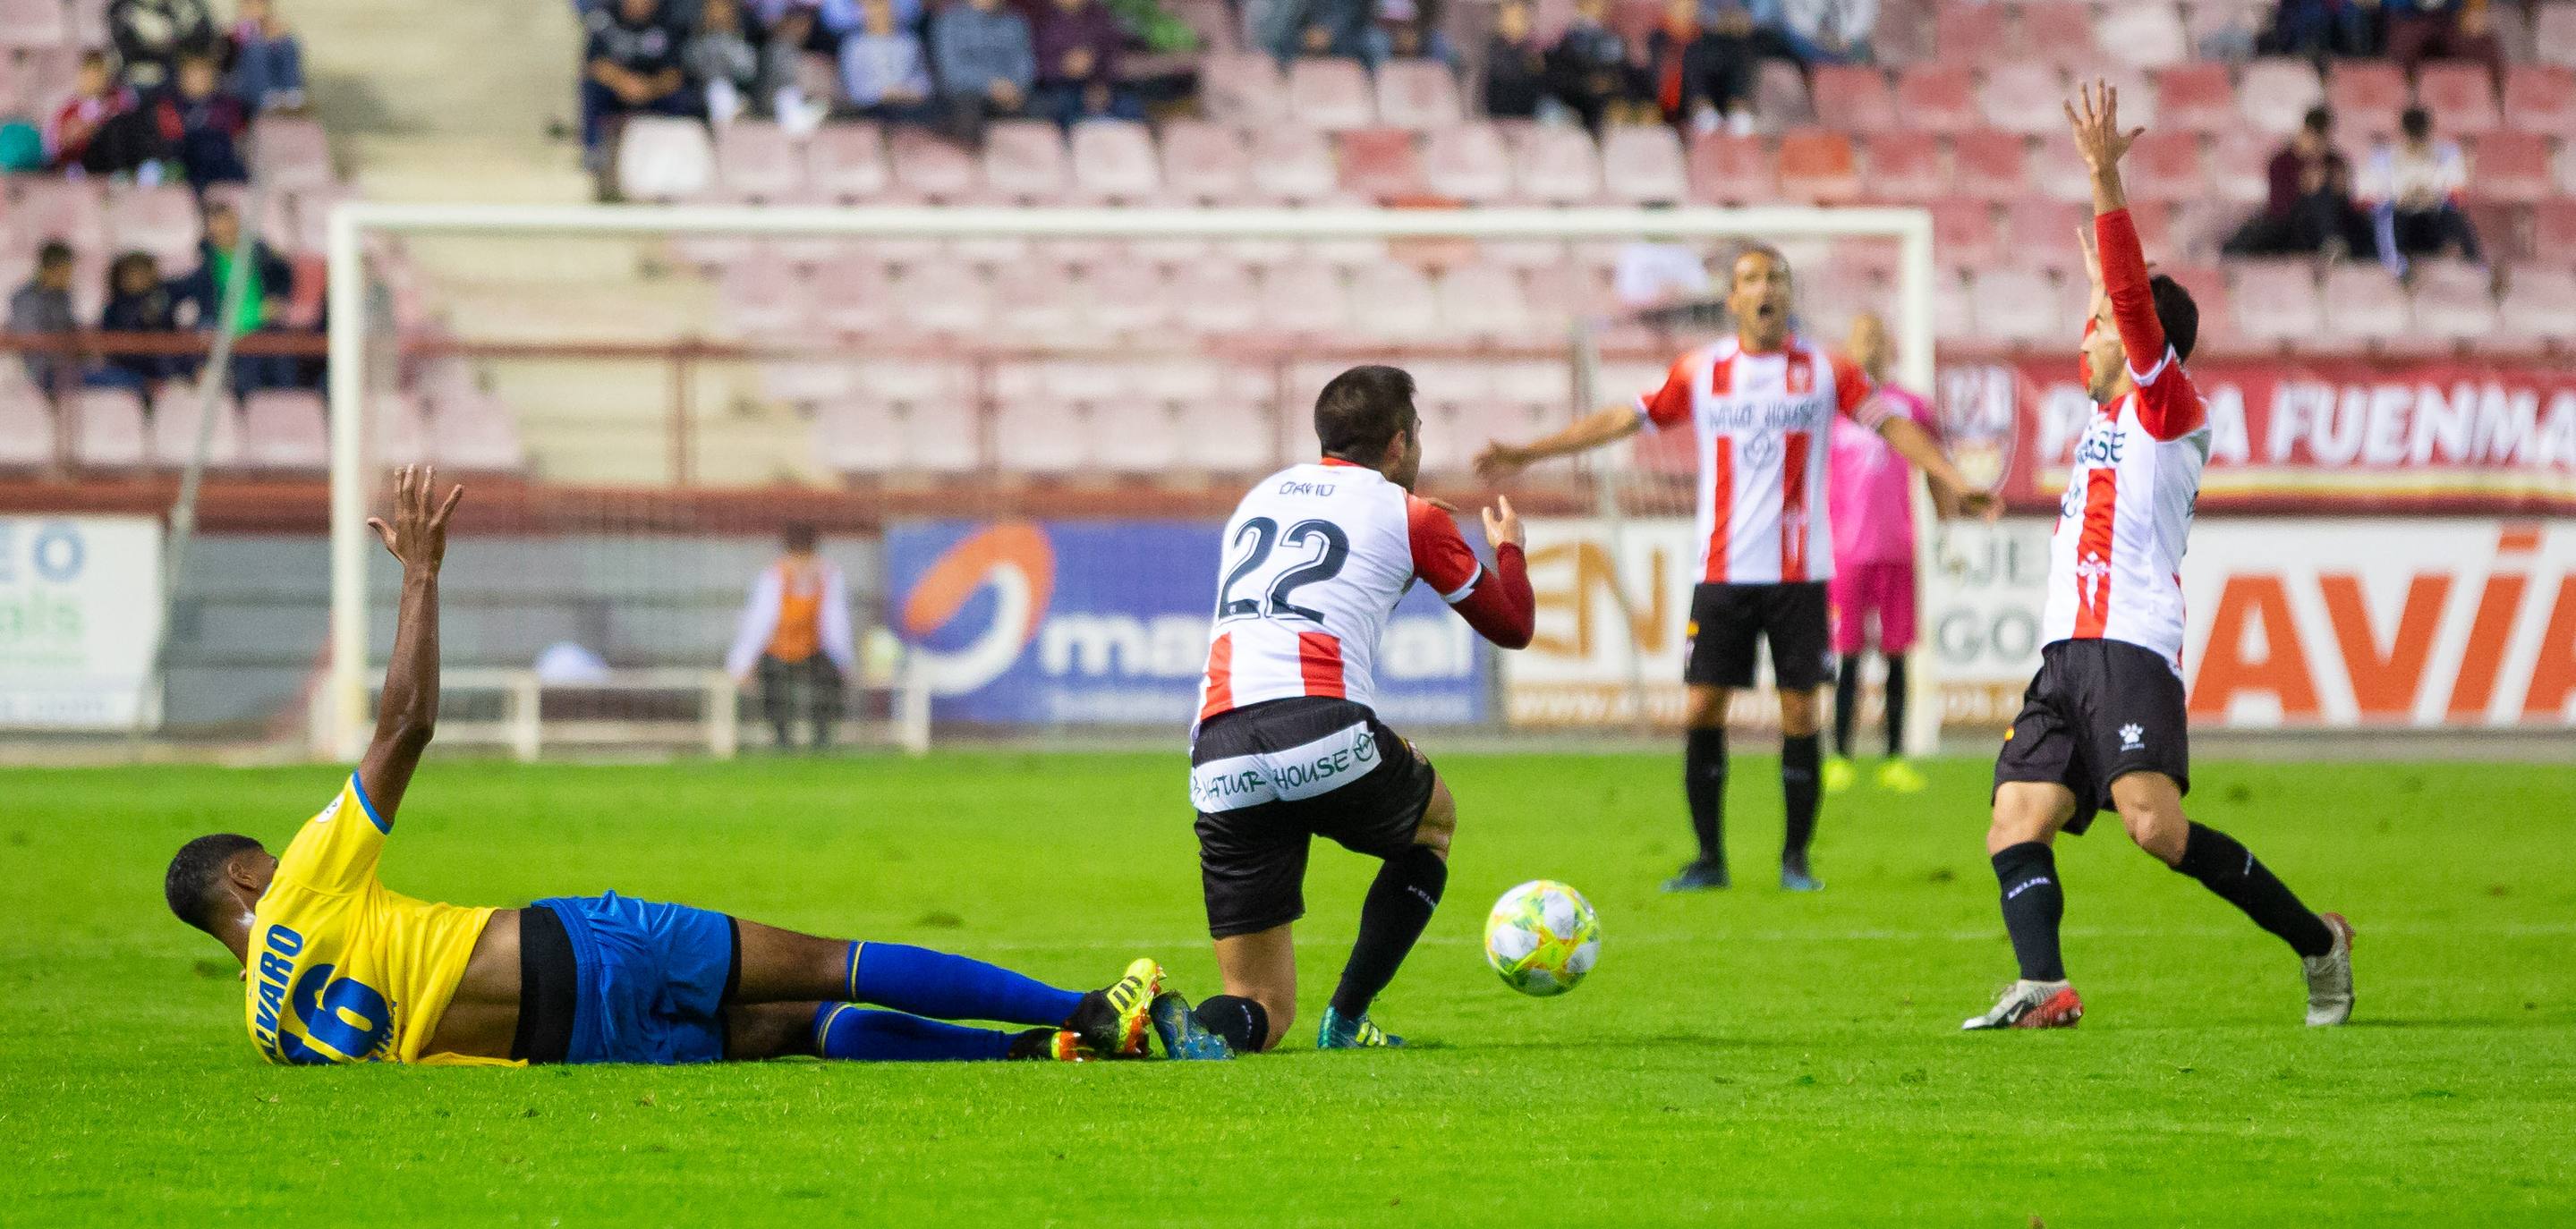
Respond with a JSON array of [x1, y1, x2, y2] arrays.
[[1882, 654, 1909, 758], [1684, 727, 1728, 869], [1832, 660, 1861, 759], [1781, 733, 1823, 875], [1992, 842, 2069, 982], [810, 1003, 1017, 1061], [843, 942, 1085, 1026], [2172, 823, 2334, 958], [1327, 844, 1448, 1020]]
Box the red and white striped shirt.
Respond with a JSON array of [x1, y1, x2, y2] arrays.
[[1194, 460, 1532, 725], [1636, 335, 1884, 585], [2041, 208, 2210, 673]]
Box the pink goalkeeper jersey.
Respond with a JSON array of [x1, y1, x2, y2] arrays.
[[1828, 383, 1933, 569]]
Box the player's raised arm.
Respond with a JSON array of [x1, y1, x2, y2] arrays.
[[356, 464, 463, 825], [1474, 404, 1642, 481], [1407, 492, 1535, 648], [2066, 80, 2166, 372]]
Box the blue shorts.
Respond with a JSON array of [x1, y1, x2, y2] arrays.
[[533, 893, 738, 1065]]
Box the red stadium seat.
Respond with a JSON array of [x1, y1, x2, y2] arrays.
[[149, 386, 244, 468], [2002, 199, 2091, 277], [1934, 0, 2006, 64], [0, 0, 70, 48], [711, 121, 803, 201], [1250, 126, 1339, 202], [1776, 128, 1858, 204], [1972, 266, 2074, 345], [371, 392, 429, 469], [1979, 63, 2068, 137], [982, 120, 1067, 200], [1946, 130, 2028, 203], [990, 261, 1084, 335], [2319, 264, 2410, 352], [993, 398, 1094, 472], [1683, 131, 1773, 204], [2094, 4, 2188, 67], [1422, 123, 1513, 203], [2503, 65, 2576, 136], [241, 390, 328, 470], [1160, 120, 1254, 202], [1809, 65, 1896, 135], [1069, 120, 1160, 200], [73, 386, 148, 468], [2229, 260, 2323, 351], [1338, 128, 1425, 199], [890, 258, 992, 335], [804, 123, 888, 200], [2495, 264, 2576, 349], [888, 126, 979, 199], [2028, 131, 2095, 204], [2533, 198, 2576, 253], [2538, 4, 2576, 68], [1201, 52, 1288, 125], [2238, 59, 2325, 136], [1438, 261, 1541, 343], [102, 184, 200, 267], [1934, 268, 1980, 347], [0, 377, 54, 469], [2471, 131, 2554, 204], [2012, 4, 2099, 72], [250, 117, 334, 192], [1873, 0, 1935, 64], [2156, 260, 2232, 344], [1603, 125, 1689, 204], [1930, 198, 2000, 273], [1857, 134, 1943, 203], [2409, 259, 2499, 349], [1511, 123, 1603, 204], [1288, 58, 1376, 130], [1895, 66, 1980, 135], [2205, 128, 2279, 207], [715, 250, 811, 338], [1346, 262, 1442, 342], [812, 398, 904, 475], [2152, 64, 2237, 135], [1166, 259, 1263, 335], [2125, 130, 2209, 205], [1177, 401, 1284, 473], [1754, 62, 1815, 130], [1374, 58, 1463, 129], [2417, 62, 2501, 134], [1257, 260, 1352, 339], [2325, 62, 2409, 143]]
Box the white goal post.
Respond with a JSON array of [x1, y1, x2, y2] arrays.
[[323, 202, 1938, 761]]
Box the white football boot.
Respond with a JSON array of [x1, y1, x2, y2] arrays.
[[1960, 979, 2083, 1030], [2302, 911, 2355, 1027]]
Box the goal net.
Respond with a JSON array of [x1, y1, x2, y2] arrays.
[[321, 203, 1934, 760]]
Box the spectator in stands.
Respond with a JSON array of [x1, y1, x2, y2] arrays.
[[1761, 0, 1871, 64], [97, 252, 191, 395], [47, 51, 135, 171], [1645, 0, 1739, 134], [685, 0, 763, 122], [582, 0, 697, 165], [837, 0, 934, 119], [7, 243, 80, 403], [761, 2, 831, 131], [820, 0, 922, 44], [1484, 0, 1548, 119], [932, 0, 1036, 145], [1030, 0, 1143, 125], [1613, 230, 1714, 319], [2385, 0, 2504, 89], [1545, 0, 1640, 133], [1255, 0, 1368, 64], [725, 523, 854, 751], [174, 203, 297, 392], [2223, 106, 2371, 258], [224, 0, 309, 113], [2363, 105, 2480, 275], [110, 0, 219, 91], [2261, 0, 2379, 59], [1365, 0, 1454, 67], [152, 52, 250, 187]]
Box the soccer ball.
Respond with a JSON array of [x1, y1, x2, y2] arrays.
[[1483, 879, 1601, 996]]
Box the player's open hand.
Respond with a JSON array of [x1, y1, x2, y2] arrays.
[[367, 464, 464, 575], [1481, 494, 1524, 550], [2063, 79, 2141, 175], [1474, 441, 1528, 482]]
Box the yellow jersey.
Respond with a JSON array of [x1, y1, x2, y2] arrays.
[[244, 775, 507, 1066]]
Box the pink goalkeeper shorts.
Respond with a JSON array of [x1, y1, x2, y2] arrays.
[[1830, 560, 1917, 657]]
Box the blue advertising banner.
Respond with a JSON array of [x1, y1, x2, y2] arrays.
[[888, 520, 1488, 726]]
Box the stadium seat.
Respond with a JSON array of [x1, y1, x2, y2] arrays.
[[2157, 259, 2232, 344], [149, 386, 244, 468], [1166, 259, 1263, 335], [1077, 259, 1172, 335], [993, 398, 1092, 472], [1933, 0, 2006, 64], [2124, 130, 2209, 205], [1175, 400, 1281, 472], [1068, 120, 1160, 200], [1160, 120, 1254, 202], [1873, 0, 1935, 63], [1979, 64, 2068, 137], [1375, 58, 1463, 129], [811, 397, 904, 474], [1857, 134, 1943, 203], [1338, 128, 1426, 199], [710, 121, 803, 201], [1257, 260, 1352, 338], [2002, 199, 2091, 276], [1437, 261, 1539, 342], [1686, 131, 1775, 204], [1345, 262, 1441, 342], [2205, 128, 2277, 207], [1201, 52, 1288, 125], [2239, 59, 2325, 136], [0, 379, 52, 470], [0, 0, 69, 47], [2093, 3, 2188, 66], [2013, 4, 2100, 72], [2416, 62, 2501, 135], [617, 116, 717, 200], [1251, 126, 1339, 201], [2534, 198, 2576, 253], [1511, 124, 1603, 204], [1288, 58, 1376, 130], [1933, 268, 1980, 347], [808, 254, 897, 335], [1930, 198, 2000, 272], [251, 117, 335, 193], [2028, 131, 2096, 203], [761, 360, 859, 406], [990, 261, 1084, 336], [2152, 64, 2236, 134], [2503, 65, 2576, 135], [2470, 131, 2554, 204], [2325, 62, 2408, 143], [1422, 123, 1513, 202], [804, 123, 888, 200], [240, 389, 327, 470], [2496, 263, 2576, 348], [1895, 66, 1980, 135], [1095, 400, 1185, 473], [1753, 62, 1815, 131], [2408, 259, 2499, 349], [1776, 128, 1858, 204], [1971, 266, 2071, 346], [716, 251, 811, 337], [1809, 65, 1896, 134], [890, 259, 993, 335], [2229, 259, 2324, 351], [981, 121, 1068, 201], [2539, 3, 2576, 67], [888, 126, 980, 199], [6, 176, 107, 258], [1604, 125, 1689, 205], [2319, 264, 2409, 351], [72, 386, 147, 469], [1947, 131, 2028, 203], [436, 389, 526, 472], [102, 184, 201, 267]]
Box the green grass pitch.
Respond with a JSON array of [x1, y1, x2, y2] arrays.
[[4, 750, 2572, 1225]]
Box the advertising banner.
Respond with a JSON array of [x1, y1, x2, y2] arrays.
[[0, 516, 164, 729], [887, 520, 1486, 726], [1942, 358, 2576, 513]]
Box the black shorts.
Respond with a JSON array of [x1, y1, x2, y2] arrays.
[[1992, 639, 2191, 835], [1684, 581, 1832, 691], [1189, 697, 1439, 939]]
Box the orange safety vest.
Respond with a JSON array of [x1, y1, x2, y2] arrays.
[[767, 562, 824, 663]]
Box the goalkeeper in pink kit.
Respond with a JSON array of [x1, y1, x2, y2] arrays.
[[1824, 312, 1934, 796]]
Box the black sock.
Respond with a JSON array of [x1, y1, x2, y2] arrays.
[[1991, 842, 2068, 982], [1684, 726, 1727, 867], [1192, 995, 1269, 1053], [1832, 657, 1860, 758], [1329, 846, 1448, 1018], [2174, 822, 2334, 957], [1882, 653, 1909, 757], [1781, 733, 1821, 867]]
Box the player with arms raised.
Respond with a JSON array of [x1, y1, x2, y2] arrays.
[[1965, 82, 2354, 1030], [1171, 366, 1535, 1055], [1479, 246, 1992, 893]]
